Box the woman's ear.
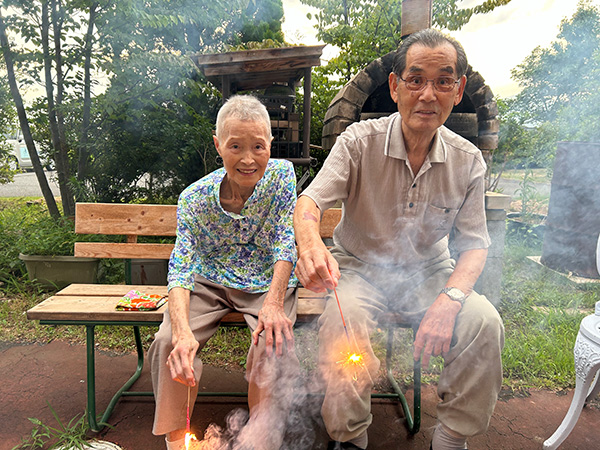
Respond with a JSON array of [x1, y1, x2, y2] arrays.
[[213, 135, 220, 153]]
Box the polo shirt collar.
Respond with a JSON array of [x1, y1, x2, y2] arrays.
[[384, 112, 447, 163]]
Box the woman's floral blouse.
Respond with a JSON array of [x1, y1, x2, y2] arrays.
[[168, 159, 298, 293]]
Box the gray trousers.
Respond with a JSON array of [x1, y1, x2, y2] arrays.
[[318, 247, 504, 444], [149, 275, 299, 440]]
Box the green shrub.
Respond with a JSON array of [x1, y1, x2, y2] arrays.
[[0, 199, 124, 287]]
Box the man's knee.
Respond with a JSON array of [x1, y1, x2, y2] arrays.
[[454, 294, 504, 352]]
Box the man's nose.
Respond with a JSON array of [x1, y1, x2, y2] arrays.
[[419, 81, 437, 100]]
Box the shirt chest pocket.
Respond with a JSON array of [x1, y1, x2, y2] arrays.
[[418, 203, 459, 246]]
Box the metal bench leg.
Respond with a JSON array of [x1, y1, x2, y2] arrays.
[[86, 325, 147, 432], [384, 325, 421, 434], [86, 324, 101, 432]]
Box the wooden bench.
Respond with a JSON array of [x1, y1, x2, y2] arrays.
[[27, 203, 420, 434]]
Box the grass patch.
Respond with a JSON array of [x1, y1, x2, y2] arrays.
[[498, 243, 600, 390], [499, 168, 551, 183]]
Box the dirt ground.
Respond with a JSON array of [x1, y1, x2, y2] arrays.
[[1, 340, 599, 450]]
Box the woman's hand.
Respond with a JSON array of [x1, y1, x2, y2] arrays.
[[167, 330, 199, 386], [252, 297, 294, 357]]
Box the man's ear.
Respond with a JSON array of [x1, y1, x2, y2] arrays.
[[454, 75, 467, 106], [388, 72, 399, 104], [213, 135, 220, 153]]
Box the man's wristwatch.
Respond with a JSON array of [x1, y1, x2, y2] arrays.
[[440, 287, 467, 306]]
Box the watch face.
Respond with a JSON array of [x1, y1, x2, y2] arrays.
[[448, 288, 463, 298], [444, 287, 466, 303]]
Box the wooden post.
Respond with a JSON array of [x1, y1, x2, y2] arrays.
[[401, 0, 433, 38], [302, 68, 312, 159]]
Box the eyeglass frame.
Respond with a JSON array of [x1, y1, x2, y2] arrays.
[[396, 74, 461, 92]]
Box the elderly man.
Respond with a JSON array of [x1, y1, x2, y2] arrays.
[[294, 29, 504, 450]]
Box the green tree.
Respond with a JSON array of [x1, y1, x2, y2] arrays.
[[0, 0, 276, 208], [489, 97, 557, 191], [80, 0, 278, 202], [237, 0, 285, 44], [509, 0, 600, 166]]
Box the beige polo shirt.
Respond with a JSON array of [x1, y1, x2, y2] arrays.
[[301, 112, 490, 270]]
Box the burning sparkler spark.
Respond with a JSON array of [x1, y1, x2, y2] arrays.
[[185, 431, 198, 450], [337, 350, 366, 382]]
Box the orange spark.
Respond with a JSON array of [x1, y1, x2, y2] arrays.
[[185, 431, 198, 450], [337, 350, 366, 382], [348, 353, 362, 363]]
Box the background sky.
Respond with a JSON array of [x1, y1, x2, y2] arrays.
[[281, 0, 600, 98]]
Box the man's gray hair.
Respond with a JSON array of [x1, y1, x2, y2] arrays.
[[215, 95, 272, 140], [392, 28, 468, 78]]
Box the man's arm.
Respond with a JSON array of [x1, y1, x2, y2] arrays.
[[252, 260, 295, 357], [293, 196, 340, 292], [412, 248, 488, 368], [166, 286, 199, 386]]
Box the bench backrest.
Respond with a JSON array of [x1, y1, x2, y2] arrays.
[[74, 203, 341, 260]]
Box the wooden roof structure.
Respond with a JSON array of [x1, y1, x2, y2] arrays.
[[192, 45, 325, 167], [193, 45, 325, 94]]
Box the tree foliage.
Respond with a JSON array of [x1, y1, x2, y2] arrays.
[[0, 0, 287, 206], [506, 0, 600, 169]]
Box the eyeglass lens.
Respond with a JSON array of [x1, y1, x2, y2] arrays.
[[403, 75, 457, 92]]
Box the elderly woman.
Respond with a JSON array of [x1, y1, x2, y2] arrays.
[[149, 95, 299, 450]]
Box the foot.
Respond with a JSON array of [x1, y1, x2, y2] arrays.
[[328, 441, 366, 450]]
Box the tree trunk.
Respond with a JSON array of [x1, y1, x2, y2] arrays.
[[77, 2, 98, 186], [42, 0, 75, 217], [0, 10, 60, 219]]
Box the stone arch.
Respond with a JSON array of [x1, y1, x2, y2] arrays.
[[321, 51, 499, 168]]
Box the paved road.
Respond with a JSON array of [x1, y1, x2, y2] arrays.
[[0, 170, 60, 197]]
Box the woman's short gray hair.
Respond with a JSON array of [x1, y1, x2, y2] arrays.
[[215, 95, 272, 140], [392, 28, 468, 78]]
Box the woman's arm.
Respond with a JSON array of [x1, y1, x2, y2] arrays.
[[252, 260, 295, 357], [165, 287, 199, 386]]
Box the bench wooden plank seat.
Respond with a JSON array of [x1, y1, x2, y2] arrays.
[[26, 203, 421, 434]]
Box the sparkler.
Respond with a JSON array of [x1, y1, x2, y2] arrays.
[[332, 283, 365, 381], [332, 285, 351, 345], [184, 385, 198, 450]]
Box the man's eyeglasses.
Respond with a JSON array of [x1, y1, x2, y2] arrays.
[[398, 75, 460, 92]]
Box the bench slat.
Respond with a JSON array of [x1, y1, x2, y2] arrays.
[[56, 284, 322, 301], [75, 203, 340, 240], [26, 295, 166, 322], [75, 242, 174, 259], [75, 203, 178, 236], [28, 286, 326, 324]]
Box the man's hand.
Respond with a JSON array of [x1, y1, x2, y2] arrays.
[[294, 196, 340, 293], [413, 295, 462, 368], [252, 298, 294, 357], [295, 244, 340, 293], [167, 330, 199, 386]]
